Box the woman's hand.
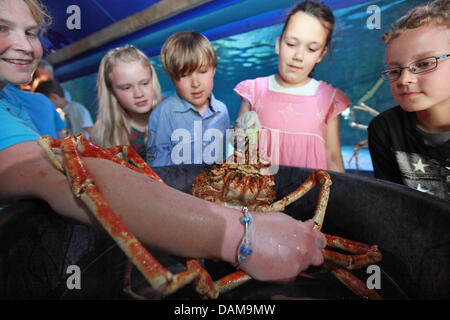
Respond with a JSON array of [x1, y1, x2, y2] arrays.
[[240, 213, 326, 282]]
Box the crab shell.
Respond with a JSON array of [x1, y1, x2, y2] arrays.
[[191, 162, 279, 211]]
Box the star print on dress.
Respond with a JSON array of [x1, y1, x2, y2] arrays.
[[278, 103, 303, 122], [316, 110, 325, 122]]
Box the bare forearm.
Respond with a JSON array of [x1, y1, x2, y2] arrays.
[[326, 152, 345, 172], [0, 141, 326, 282], [82, 157, 242, 261], [326, 117, 345, 173], [0, 141, 241, 263], [237, 100, 251, 118]]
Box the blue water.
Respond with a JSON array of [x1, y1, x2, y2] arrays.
[[342, 145, 373, 171]]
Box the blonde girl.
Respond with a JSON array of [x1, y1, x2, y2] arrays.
[[92, 45, 162, 159]]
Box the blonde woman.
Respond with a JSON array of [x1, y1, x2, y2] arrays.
[[0, 0, 326, 297], [92, 45, 162, 159]]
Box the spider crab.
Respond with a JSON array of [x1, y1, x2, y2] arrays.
[[191, 148, 383, 300], [37, 134, 273, 299], [38, 134, 382, 300]]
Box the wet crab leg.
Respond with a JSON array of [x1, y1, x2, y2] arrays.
[[268, 170, 332, 231], [322, 245, 382, 300], [320, 241, 382, 300], [323, 261, 383, 300], [323, 234, 382, 270], [54, 136, 173, 290], [74, 135, 165, 183], [184, 260, 252, 298], [311, 170, 332, 231], [214, 270, 252, 295], [184, 259, 219, 299], [39, 135, 202, 296], [76, 136, 172, 297], [105, 144, 165, 183], [70, 136, 173, 297], [39, 135, 64, 172], [304, 182, 383, 300]]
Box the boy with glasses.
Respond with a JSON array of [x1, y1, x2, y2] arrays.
[[368, 0, 450, 201]]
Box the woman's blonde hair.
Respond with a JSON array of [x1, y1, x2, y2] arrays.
[[23, 0, 52, 32], [92, 45, 162, 148], [382, 0, 450, 44], [161, 31, 217, 81]]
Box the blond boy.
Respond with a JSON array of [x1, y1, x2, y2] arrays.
[[368, 0, 450, 200], [147, 31, 230, 166]]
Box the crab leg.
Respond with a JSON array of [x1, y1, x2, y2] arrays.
[[323, 234, 382, 270], [268, 170, 332, 231], [106, 144, 165, 183], [38, 135, 64, 172], [58, 135, 174, 291], [214, 270, 252, 295], [76, 136, 174, 296], [311, 170, 332, 231], [162, 263, 202, 297], [40, 135, 221, 298], [184, 260, 252, 298], [72, 135, 170, 298], [74, 135, 165, 183], [324, 261, 383, 300], [320, 236, 382, 300], [184, 259, 219, 299], [313, 220, 382, 299], [289, 170, 382, 299]]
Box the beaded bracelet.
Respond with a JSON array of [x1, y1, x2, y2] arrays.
[[237, 206, 254, 267]]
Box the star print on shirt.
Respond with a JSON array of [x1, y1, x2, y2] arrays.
[[412, 158, 429, 173], [416, 184, 429, 193], [395, 151, 449, 200], [278, 103, 303, 122]]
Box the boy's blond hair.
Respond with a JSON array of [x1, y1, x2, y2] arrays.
[[23, 0, 52, 31], [92, 45, 162, 148], [382, 0, 450, 44], [160, 31, 217, 81]]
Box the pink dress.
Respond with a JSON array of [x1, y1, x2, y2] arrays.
[[234, 76, 350, 169]]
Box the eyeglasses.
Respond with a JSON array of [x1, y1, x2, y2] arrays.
[[381, 54, 450, 81]]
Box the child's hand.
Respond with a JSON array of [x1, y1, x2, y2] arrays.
[[235, 111, 262, 132], [229, 111, 262, 153]]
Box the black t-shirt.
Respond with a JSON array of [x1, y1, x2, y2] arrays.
[[368, 106, 450, 201]]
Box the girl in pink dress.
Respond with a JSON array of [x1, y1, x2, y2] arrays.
[[234, 0, 350, 171]]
